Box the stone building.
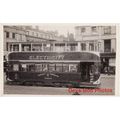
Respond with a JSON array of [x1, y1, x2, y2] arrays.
[[75, 26, 116, 73]]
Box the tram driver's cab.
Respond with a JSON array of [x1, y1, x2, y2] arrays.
[[80, 62, 100, 82]]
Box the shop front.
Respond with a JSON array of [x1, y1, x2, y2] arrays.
[[100, 53, 116, 74]]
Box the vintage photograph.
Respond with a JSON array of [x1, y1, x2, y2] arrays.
[[3, 24, 116, 95]]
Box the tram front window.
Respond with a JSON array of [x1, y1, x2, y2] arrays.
[[90, 64, 99, 75], [80, 63, 91, 82], [80, 62, 100, 82]]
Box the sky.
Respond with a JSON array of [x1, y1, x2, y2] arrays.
[[32, 23, 79, 37]]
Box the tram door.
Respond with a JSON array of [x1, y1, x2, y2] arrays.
[[80, 62, 91, 82]]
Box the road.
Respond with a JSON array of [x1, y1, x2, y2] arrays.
[[4, 74, 115, 95]]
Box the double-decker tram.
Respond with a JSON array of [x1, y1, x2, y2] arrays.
[[6, 51, 101, 88]]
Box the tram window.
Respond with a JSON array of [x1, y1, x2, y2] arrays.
[[90, 65, 94, 74], [90, 64, 98, 74], [81, 43, 86, 51], [6, 32, 9, 38], [69, 64, 77, 72], [56, 64, 62, 72], [27, 64, 35, 72], [35, 64, 42, 72], [42, 64, 48, 71], [67, 44, 77, 51], [93, 63, 99, 73], [43, 44, 52, 51], [55, 44, 65, 52], [49, 64, 55, 72], [21, 64, 27, 71], [22, 44, 31, 51], [13, 45, 19, 51], [63, 64, 69, 72], [32, 44, 42, 51], [13, 64, 19, 71]]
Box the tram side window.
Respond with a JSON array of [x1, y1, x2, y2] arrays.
[[56, 64, 62, 72], [13, 64, 19, 71], [49, 64, 55, 72], [35, 64, 42, 72], [69, 64, 77, 72], [42, 64, 48, 71], [63, 64, 69, 72], [21, 64, 27, 71], [27, 64, 35, 72]]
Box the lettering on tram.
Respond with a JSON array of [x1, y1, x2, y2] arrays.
[[6, 52, 101, 88], [29, 55, 64, 60]]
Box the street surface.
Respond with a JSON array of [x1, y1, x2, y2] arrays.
[[4, 74, 115, 95]]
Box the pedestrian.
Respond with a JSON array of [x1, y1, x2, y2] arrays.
[[107, 66, 110, 75], [104, 67, 108, 75]]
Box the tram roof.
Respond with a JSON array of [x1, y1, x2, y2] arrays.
[[8, 51, 100, 62]]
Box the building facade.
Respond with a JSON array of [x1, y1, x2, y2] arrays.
[[75, 26, 116, 73], [4, 26, 59, 57]]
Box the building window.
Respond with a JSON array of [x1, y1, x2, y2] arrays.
[[32, 32, 34, 36], [36, 33, 38, 37], [13, 44, 19, 51], [91, 26, 97, 32], [32, 44, 42, 51], [81, 27, 86, 33], [81, 43, 86, 51], [104, 26, 111, 34], [12, 33, 15, 39], [6, 32, 9, 38], [55, 43, 65, 52], [22, 44, 31, 51], [104, 39, 111, 52], [98, 42, 101, 52], [89, 43, 94, 51], [67, 43, 77, 51]]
